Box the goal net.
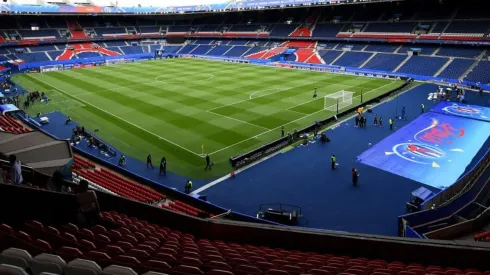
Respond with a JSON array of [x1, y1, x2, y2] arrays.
[[324, 90, 354, 112], [106, 58, 127, 66], [40, 64, 63, 73]]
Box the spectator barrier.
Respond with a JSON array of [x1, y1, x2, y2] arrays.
[[2, 182, 490, 269]]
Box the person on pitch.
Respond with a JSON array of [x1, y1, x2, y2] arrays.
[[160, 156, 167, 176], [331, 154, 336, 170], [389, 117, 394, 130], [401, 106, 406, 120], [379, 116, 383, 127], [185, 180, 192, 194], [281, 126, 285, 137], [355, 115, 359, 127], [147, 154, 153, 169], [352, 168, 359, 186], [374, 114, 378, 126], [205, 154, 212, 171], [313, 88, 318, 98]]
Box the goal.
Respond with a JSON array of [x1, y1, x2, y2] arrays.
[[324, 90, 354, 113], [106, 58, 127, 66], [40, 64, 63, 73]]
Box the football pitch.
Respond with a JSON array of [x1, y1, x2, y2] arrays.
[[13, 58, 403, 179]]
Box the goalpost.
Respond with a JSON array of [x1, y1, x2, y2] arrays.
[[324, 90, 354, 113]]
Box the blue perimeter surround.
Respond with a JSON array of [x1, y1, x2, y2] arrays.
[[431, 102, 490, 123], [10, 54, 490, 235], [358, 111, 490, 190]]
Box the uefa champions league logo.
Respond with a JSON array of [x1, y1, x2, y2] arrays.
[[442, 103, 487, 119], [386, 118, 464, 168]]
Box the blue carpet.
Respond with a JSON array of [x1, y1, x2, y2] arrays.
[[30, 112, 209, 191], [198, 84, 490, 236]]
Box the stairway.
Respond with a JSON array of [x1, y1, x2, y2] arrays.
[[330, 51, 346, 65], [460, 50, 486, 81], [393, 56, 412, 72], [434, 58, 453, 77], [66, 19, 89, 39], [359, 53, 377, 68]]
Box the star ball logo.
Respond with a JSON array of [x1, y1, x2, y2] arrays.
[[386, 118, 465, 168], [442, 103, 488, 119]]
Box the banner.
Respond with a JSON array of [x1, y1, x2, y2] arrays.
[[430, 102, 490, 123], [357, 112, 490, 189]]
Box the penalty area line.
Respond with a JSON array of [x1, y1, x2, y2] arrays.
[[27, 74, 203, 157]]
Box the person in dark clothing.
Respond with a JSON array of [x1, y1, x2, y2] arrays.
[[379, 116, 383, 127], [401, 107, 406, 120], [65, 116, 71, 124], [421, 103, 425, 114], [281, 126, 284, 137], [331, 154, 336, 170], [52, 170, 64, 192], [118, 155, 126, 166], [374, 114, 378, 126], [160, 156, 167, 176], [352, 168, 359, 186], [185, 180, 192, 194], [76, 179, 100, 227], [480, 87, 484, 97], [147, 154, 153, 169], [205, 154, 212, 170], [355, 116, 359, 127]]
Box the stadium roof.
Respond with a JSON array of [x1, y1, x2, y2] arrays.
[[0, 0, 402, 15], [0, 131, 72, 176]]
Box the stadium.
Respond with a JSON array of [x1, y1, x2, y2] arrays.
[[1, 0, 490, 273]]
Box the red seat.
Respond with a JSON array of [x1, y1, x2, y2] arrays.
[[57, 246, 83, 262], [267, 269, 290, 275], [79, 239, 97, 251], [235, 265, 262, 275], [229, 258, 250, 268], [256, 262, 276, 272], [207, 270, 235, 275], [179, 256, 204, 267], [283, 265, 303, 275], [204, 261, 233, 272], [173, 265, 205, 275], [142, 260, 172, 273], [83, 251, 112, 267], [127, 248, 151, 261], [272, 260, 289, 268], [309, 269, 333, 275], [113, 255, 141, 272], [101, 245, 125, 256], [33, 239, 53, 253], [154, 252, 177, 264]]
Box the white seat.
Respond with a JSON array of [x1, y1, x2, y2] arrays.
[[0, 254, 29, 270], [30, 253, 66, 275], [0, 264, 29, 275], [64, 259, 102, 275], [102, 265, 138, 275], [2, 248, 32, 262]]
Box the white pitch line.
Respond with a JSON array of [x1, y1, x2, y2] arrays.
[[208, 78, 345, 112], [285, 80, 398, 111], [196, 83, 419, 194], [208, 80, 399, 156], [28, 74, 203, 157], [206, 110, 271, 131]]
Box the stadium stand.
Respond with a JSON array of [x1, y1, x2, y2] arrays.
[[437, 59, 475, 79], [396, 56, 449, 76], [333, 52, 373, 68], [465, 61, 490, 84], [362, 53, 407, 71]]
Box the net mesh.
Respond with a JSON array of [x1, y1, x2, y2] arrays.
[[324, 90, 354, 112]]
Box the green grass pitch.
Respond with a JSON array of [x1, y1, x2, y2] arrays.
[[13, 58, 403, 179]]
